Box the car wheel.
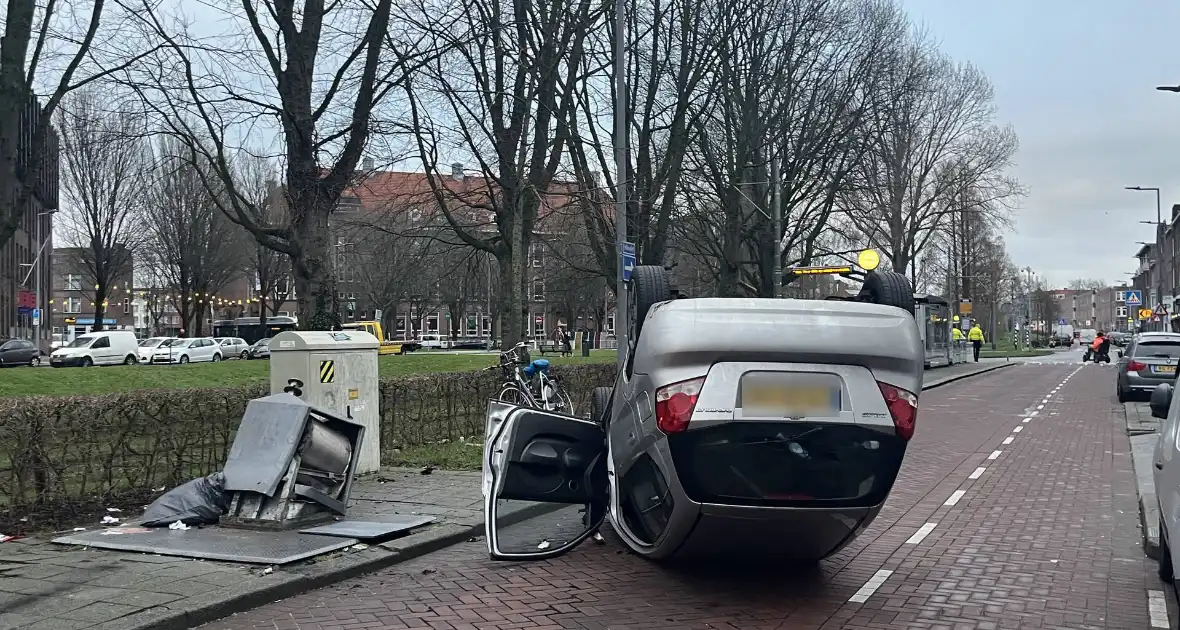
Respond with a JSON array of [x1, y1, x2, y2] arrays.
[[179, 355, 190, 364], [81, 356, 93, 367], [858, 270, 914, 314], [1117, 386, 1127, 403], [1160, 516, 1174, 583], [212, 354, 222, 362], [591, 386, 613, 428], [241, 350, 249, 360], [29, 356, 40, 367], [629, 265, 672, 344], [123, 354, 137, 365]]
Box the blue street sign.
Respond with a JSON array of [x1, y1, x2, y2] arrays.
[[1058, 318, 1066, 325], [1125, 290, 1143, 307], [32, 308, 41, 326], [620, 241, 637, 282]]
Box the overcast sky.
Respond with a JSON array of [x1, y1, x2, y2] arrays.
[[900, 0, 1180, 288]]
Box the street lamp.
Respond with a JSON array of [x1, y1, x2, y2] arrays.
[[613, 0, 628, 371], [1157, 86, 1180, 93], [1127, 185, 1165, 329]]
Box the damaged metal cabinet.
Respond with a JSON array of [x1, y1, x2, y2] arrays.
[[222, 393, 365, 530], [268, 330, 380, 473]]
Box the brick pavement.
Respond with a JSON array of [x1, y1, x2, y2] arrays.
[[205, 363, 1163, 630]]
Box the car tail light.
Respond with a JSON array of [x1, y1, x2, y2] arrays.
[[877, 382, 918, 441], [1127, 360, 1147, 372], [655, 377, 705, 434]]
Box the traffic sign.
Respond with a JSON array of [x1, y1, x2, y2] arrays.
[[1155, 303, 1170, 317], [1058, 318, 1066, 325], [620, 242, 636, 282], [1140, 308, 1154, 320], [1125, 290, 1143, 307], [1154, 315, 1162, 323], [32, 308, 40, 326]]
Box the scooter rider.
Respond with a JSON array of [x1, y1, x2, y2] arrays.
[[1084, 331, 1107, 362]]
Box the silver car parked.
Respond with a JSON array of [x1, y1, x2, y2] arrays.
[[1116, 332, 1180, 402], [482, 264, 924, 562]]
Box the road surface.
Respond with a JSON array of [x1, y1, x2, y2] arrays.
[[207, 363, 1168, 629]]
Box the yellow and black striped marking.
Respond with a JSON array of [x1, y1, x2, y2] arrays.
[[319, 360, 335, 383]]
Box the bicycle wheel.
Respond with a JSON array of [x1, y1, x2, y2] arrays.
[[499, 385, 535, 407]]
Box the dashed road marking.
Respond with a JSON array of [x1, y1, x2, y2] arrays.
[[905, 522, 937, 544], [944, 490, 966, 506], [848, 570, 893, 603], [1029, 411, 1039, 417], [988, 450, 1002, 460], [1013, 426, 1023, 433], [1022, 418, 1031, 423], [1002, 436, 1014, 444], [1037, 404, 1045, 410], [1148, 589, 1169, 627], [968, 467, 985, 479]]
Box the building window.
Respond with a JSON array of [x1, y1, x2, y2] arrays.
[[426, 315, 439, 333], [337, 195, 361, 212], [482, 316, 491, 336], [606, 315, 615, 334], [465, 314, 478, 337], [65, 274, 81, 291], [123, 298, 131, 314], [532, 278, 545, 301], [530, 242, 544, 267]]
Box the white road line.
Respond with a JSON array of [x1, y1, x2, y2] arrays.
[[1029, 410, 1039, 417], [1002, 436, 1014, 444], [848, 569, 894, 603], [944, 490, 966, 506], [988, 450, 1002, 459], [1013, 426, 1023, 433], [1037, 404, 1045, 410], [968, 467, 985, 479], [1022, 418, 1031, 423], [1148, 589, 1169, 627], [905, 522, 937, 544]]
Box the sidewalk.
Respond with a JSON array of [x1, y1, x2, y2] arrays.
[[0, 468, 526, 630], [1125, 399, 1165, 561], [0, 360, 1013, 630]]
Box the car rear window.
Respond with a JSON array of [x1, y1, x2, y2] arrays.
[[1134, 342, 1180, 359]]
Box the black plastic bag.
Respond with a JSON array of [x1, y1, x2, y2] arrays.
[[140, 472, 230, 527]]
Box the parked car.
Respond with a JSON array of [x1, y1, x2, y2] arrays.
[[481, 262, 923, 562], [215, 337, 251, 360], [0, 339, 41, 367], [1148, 382, 1180, 583], [137, 337, 175, 363], [1116, 332, 1180, 402], [151, 337, 222, 364], [50, 331, 139, 367], [247, 338, 271, 360]]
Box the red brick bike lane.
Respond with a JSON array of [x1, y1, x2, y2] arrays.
[[206, 364, 1161, 630]]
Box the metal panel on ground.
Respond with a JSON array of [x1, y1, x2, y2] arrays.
[[299, 516, 436, 540], [51, 527, 358, 565]]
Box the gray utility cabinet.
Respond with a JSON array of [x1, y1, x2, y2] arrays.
[[268, 330, 381, 473]]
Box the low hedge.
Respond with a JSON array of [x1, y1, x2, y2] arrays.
[[0, 363, 614, 533]]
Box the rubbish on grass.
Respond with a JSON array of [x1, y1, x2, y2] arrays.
[[537, 540, 551, 550], [72, 527, 85, 531], [101, 516, 120, 525], [140, 472, 229, 527], [168, 521, 190, 531], [106, 507, 122, 513]]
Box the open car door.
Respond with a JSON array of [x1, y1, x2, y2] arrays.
[[483, 401, 608, 560]]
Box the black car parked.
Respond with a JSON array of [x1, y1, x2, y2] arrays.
[[0, 339, 41, 367]]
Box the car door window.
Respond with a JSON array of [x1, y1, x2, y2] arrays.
[[92, 337, 110, 349]]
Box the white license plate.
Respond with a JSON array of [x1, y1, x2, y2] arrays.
[[1154, 365, 1176, 374], [740, 375, 840, 417]]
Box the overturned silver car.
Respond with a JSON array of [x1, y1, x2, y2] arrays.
[[483, 264, 924, 562]]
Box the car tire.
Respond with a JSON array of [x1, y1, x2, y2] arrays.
[[241, 350, 249, 360], [123, 355, 137, 365], [591, 386, 613, 428], [212, 354, 222, 362], [81, 356, 93, 367], [858, 270, 914, 314], [629, 265, 672, 343], [1160, 516, 1174, 583], [179, 355, 190, 364], [1117, 387, 1127, 403], [29, 356, 40, 367]]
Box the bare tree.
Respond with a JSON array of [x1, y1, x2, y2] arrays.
[[56, 88, 150, 331], [402, 0, 602, 346], [235, 155, 284, 328], [0, 0, 155, 249], [144, 136, 248, 336], [839, 29, 1022, 275], [128, 0, 423, 330]]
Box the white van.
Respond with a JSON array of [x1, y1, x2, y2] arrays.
[[49, 330, 140, 367]]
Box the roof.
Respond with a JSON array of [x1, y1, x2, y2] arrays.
[[1136, 243, 1154, 258]]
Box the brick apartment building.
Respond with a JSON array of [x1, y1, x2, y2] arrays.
[[0, 94, 59, 347], [49, 246, 136, 340], [212, 163, 619, 343]]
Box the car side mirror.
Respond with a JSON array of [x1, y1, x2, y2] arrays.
[[1150, 383, 1173, 420]]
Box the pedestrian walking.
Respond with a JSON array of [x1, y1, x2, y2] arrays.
[[556, 324, 572, 357], [967, 323, 985, 362]]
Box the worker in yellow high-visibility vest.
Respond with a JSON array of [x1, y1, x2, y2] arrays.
[[967, 323, 985, 362]]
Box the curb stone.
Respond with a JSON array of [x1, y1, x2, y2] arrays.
[[1130, 431, 1162, 562], [96, 502, 556, 630], [91, 363, 1015, 630]]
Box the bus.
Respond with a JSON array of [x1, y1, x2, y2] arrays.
[[212, 316, 298, 345]]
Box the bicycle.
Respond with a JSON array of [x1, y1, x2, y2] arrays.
[[483, 341, 575, 414]]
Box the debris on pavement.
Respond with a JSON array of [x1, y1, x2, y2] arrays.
[[140, 472, 229, 527], [105, 507, 122, 513], [420, 465, 436, 475], [168, 521, 190, 531], [0, 534, 19, 543], [537, 540, 551, 550], [100, 515, 121, 525], [593, 532, 606, 544], [260, 566, 274, 576]]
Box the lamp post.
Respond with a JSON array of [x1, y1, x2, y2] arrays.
[[1127, 186, 1165, 330], [613, 0, 629, 371]]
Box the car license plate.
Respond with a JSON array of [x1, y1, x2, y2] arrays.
[[740, 374, 839, 417], [1155, 365, 1177, 374]]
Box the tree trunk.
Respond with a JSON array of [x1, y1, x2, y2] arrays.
[[497, 252, 523, 347], [92, 287, 109, 332], [291, 207, 339, 330]]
